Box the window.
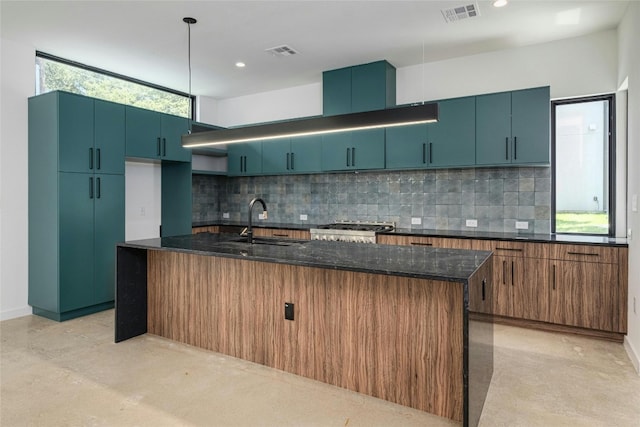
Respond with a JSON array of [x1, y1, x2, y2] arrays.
[[35, 52, 193, 118], [552, 95, 615, 235]]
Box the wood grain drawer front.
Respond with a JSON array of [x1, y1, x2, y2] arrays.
[[254, 228, 311, 240], [472, 240, 526, 256], [550, 244, 618, 263], [377, 234, 472, 249]]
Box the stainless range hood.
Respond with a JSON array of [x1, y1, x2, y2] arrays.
[[182, 102, 438, 148]]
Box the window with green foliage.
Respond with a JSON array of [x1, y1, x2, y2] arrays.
[[552, 95, 615, 236], [35, 52, 192, 118]]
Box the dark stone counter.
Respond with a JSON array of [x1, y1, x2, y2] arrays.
[[120, 232, 491, 283]]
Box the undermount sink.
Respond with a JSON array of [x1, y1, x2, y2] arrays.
[[217, 236, 308, 247]]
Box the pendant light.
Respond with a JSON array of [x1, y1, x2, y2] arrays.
[[183, 17, 196, 133]]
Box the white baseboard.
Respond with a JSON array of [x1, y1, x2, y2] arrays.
[[0, 305, 32, 321], [624, 336, 640, 375]]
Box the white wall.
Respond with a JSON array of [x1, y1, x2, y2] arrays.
[[0, 38, 34, 320], [125, 161, 161, 241], [618, 2, 640, 374]]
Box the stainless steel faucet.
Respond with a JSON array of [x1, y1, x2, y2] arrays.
[[246, 197, 267, 243]]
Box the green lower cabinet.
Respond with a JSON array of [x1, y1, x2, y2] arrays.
[[322, 129, 384, 171]]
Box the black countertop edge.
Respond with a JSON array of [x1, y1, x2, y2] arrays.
[[119, 233, 492, 283], [384, 228, 629, 247]]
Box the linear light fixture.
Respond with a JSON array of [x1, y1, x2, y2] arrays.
[[182, 102, 439, 147]]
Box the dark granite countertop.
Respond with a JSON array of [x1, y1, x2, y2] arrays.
[[192, 221, 628, 247], [384, 228, 629, 247], [120, 233, 492, 283]]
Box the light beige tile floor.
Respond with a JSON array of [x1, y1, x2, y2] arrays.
[[1, 310, 638, 426]]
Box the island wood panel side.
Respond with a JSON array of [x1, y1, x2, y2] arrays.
[[616, 248, 628, 333], [146, 250, 465, 422]]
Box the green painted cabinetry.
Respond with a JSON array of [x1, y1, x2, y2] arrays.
[[28, 91, 125, 321], [161, 162, 192, 237], [476, 86, 550, 166], [228, 142, 263, 176], [386, 97, 476, 169], [323, 60, 396, 116], [262, 135, 322, 174], [125, 106, 191, 162], [321, 129, 385, 171]]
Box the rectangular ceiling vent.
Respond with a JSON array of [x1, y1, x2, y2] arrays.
[[441, 2, 480, 23], [265, 45, 299, 57]]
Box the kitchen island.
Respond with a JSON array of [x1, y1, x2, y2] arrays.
[[115, 233, 493, 426]]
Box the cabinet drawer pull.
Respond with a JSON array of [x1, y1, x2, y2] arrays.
[[567, 251, 599, 257], [351, 147, 356, 166], [157, 138, 161, 156], [511, 261, 515, 286], [552, 264, 556, 290], [514, 136, 517, 160], [89, 177, 94, 199], [502, 260, 507, 284], [495, 247, 523, 252], [410, 242, 433, 246], [482, 278, 486, 301], [346, 148, 350, 167], [96, 148, 101, 170], [286, 153, 290, 170], [162, 138, 167, 156], [273, 233, 289, 237], [505, 137, 509, 160], [291, 152, 295, 170], [89, 148, 94, 170], [422, 143, 426, 164], [429, 142, 433, 164], [96, 177, 101, 199]]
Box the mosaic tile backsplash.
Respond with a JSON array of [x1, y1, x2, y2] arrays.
[[192, 167, 551, 233]]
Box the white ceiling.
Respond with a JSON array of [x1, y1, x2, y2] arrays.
[[0, 1, 630, 99]]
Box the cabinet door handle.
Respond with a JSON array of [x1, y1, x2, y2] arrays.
[[422, 143, 426, 164], [502, 260, 507, 284], [411, 242, 433, 246], [505, 137, 509, 160], [495, 247, 523, 252], [482, 278, 486, 301], [352, 147, 355, 166], [89, 148, 94, 170], [291, 152, 295, 170], [89, 177, 94, 199], [552, 264, 556, 290], [511, 261, 515, 286], [346, 148, 351, 167], [429, 142, 433, 164], [273, 233, 289, 237], [162, 138, 167, 156], [286, 153, 290, 170], [96, 148, 101, 170], [157, 137, 161, 156], [514, 136, 517, 160], [96, 177, 101, 199], [567, 251, 599, 257]]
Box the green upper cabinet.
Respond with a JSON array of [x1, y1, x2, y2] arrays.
[[428, 96, 476, 167], [385, 97, 476, 169], [322, 129, 385, 171], [94, 100, 125, 174], [323, 60, 396, 116], [56, 92, 125, 175], [476, 86, 550, 166], [227, 142, 263, 176], [125, 106, 191, 162], [261, 135, 323, 175]]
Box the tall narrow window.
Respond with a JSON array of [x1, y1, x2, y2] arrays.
[[552, 95, 615, 235]]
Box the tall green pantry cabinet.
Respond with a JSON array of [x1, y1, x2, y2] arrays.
[[29, 91, 125, 321]]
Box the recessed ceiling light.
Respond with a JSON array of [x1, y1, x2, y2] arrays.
[[492, 0, 508, 7], [235, 62, 246, 68]]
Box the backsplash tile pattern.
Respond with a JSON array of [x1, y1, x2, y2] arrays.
[[193, 167, 551, 233]]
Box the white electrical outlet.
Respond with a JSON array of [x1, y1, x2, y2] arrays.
[[411, 217, 422, 225], [300, 214, 308, 221], [515, 221, 529, 230], [223, 212, 230, 219], [258, 213, 265, 220], [466, 219, 478, 228], [628, 228, 633, 240]]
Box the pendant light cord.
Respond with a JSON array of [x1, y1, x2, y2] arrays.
[[183, 17, 197, 132]]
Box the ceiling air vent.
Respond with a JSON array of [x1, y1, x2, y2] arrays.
[[441, 2, 480, 23], [265, 45, 299, 57]]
